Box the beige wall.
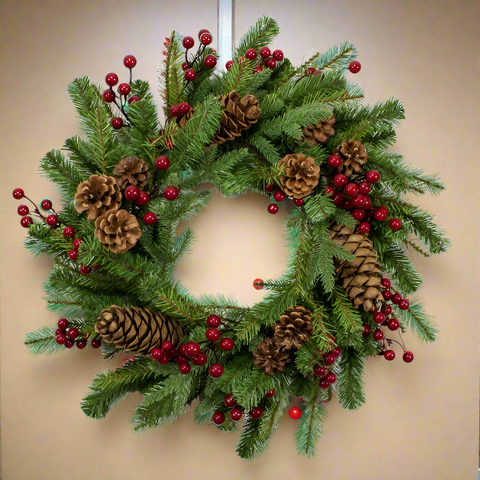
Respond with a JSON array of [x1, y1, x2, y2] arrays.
[[1, 0, 479, 479]]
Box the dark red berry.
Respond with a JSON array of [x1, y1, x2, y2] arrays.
[[325, 372, 337, 384], [56, 333, 67, 345], [265, 389, 275, 398], [387, 319, 400, 331], [105, 73, 119, 86], [182, 62, 189, 71], [185, 342, 201, 358], [272, 50, 284, 61], [384, 350, 395, 361], [366, 170, 380, 183], [391, 293, 402, 305], [170, 105, 181, 117], [179, 363, 191, 374], [103, 90, 115, 102], [55, 328, 62, 336], [151, 348, 163, 360], [118, 83, 131, 96], [192, 353, 207, 366], [164, 186, 179, 200], [204, 55, 217, 68], [273, 191, 286, 202], [307, 67, 316, 75], [324, 185, 335, 195], [319, 379, 330, 389], [364, 196, 372, 209], [46, 214, 58, 226], [73, 238, 83, 249], [200, 32, 212, 46], [68, 249, 78, 260], [374, 208, 387, 221], [182, 36, 195, 49], [224, 394, 236, 408], [314, 365, 327, 377], [58, 318, 69, 329], [344, 183, 359, 197], [265, 184, 275, 192], [245, 48, 257, 60], [91, 339, 101, 349], [41, 199, 53, 210], [175, 355, 187, 365], [383, 305, 393, 316], [373, 329, 384, 341], [111, 117, 123, 129], [288, 407, 302, 420], [161, 341, 173, 353], [155, 156, 170, 171], [333, 174, 348, 188], [207, 315, 221, 327], [332, 193, 345, 206], [79, 265, 91, 275], [358, 222, 371, 233], [267, 203, 279, 214], [65, 340, 74, 349], [209, 363, 224, 378], [399, 299, 410, 310], [331, 347, 341, 357], [373, 312, 385, 324], [63, 226, 75, 238], [20, 216, 33, 228], [230, 408, 242, 421], [158, 355, 169, 364], [67, 327, 79, 339], [128, 95, 141, 104], [403, 351, 414, 363], [362, 324, 371, 338], [212, 412, 225, 425], [206, 328, 220, 341], [220, 338, 234, 351], [249, 407, 263, 419], [265, 58, 276, 69], [389, 218, 402, 230], [225, 60, 234, 70], [259, 47, 271, 58], [348, 61, 361, 73], [13, 188, 25, 200], [135, 191, 150, 206], [358, 182, 371, 195], [351, 195, 365, 208], [143, 212, 157, 225], [293, 198, 305, 207], [381, 278, 391, 288], [352, 209, 365, 220], [327, 155, 342, 168], [253, 278, 264, 290], [124, 185, 140, 201], [324, 354, 336, 365], [253, 67, 263, 74], [124, 55, 137, 69]]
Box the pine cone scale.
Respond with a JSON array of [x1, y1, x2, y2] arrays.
[[95, 209, 141, 254], [113, 157, 150, 190], [278, 154, 320, 199]]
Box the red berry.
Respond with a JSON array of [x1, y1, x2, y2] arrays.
[[331, 347, 341, 357], [209, 363, 224, 378], [180, 344, 188, 356], [265, 184, 275, 192], [68, 249, 78, 260], [273, 191, 286, 202], [178, 102, 190, 114], [158, 355, 169, 364], [111, 117, 123, 129], [389, 218, 402, 231], [179, 363, 191, 374], [67, 327, 79, 339], [103, 90, 115, 102], [265, 58, 276, 69], [250, 407, 263, 419], [403, 351, 414, 363], [265, 389, 275, 398], [288, 407, 302, 420], [384, 350, 395, 361], [91, 339, 101, 349], [319, 379, 330, 389], [170, 105, 181, 117], [327, 155, 342, 168], [124, 185, 140, 201], [64, 339, 74, 349], [325, 372, 337, 384], [175, 354, 187, 365], [399, 299, 410, 310], [123, 54, 137, 68], [253, 278, 264, 290], [63, 226, 75, 238], [164, 186, 179, 200], [185, 342, 201, 358], [391, 293, 402, 305], [135, 191, 150, 206], [352, 209, 365, 220], [387, 319, 400, 331], [20, 216, 33, 228], [151, 348, 163, 360], [224, 394, 236, 408], [182, 36, 195, 49], [373, 312, 385, 324], [253, 67, 263, 74], [206, 328, 220, 341], [198, 28, 210, 38], [155, 156, 170, 170], [230, 408, 242, 421], [220, 338, 234, 351], [373, 329, 384, 341], [200, 32, 212, 46], [161, 341, 173, 353], [182, 62, 189, 71], [79, 265, 91, 275], [358, 182, 371, 195], [307, 67, 316, 75], [105, 73, 119, 87], [381, 278, 391, 288], [362, 324, 371, 338], [366, 170, 380, 183], [46, 214, 58, 226], [272, 49, 284, 61], [73, 238, 83, 249], [55, 328, 62, 336], [267, 203, 279, 214], [324, 354, 336, 365], [91, 264, 101, 271], [56, 334, 67, 345], [348, 61, 361, 74], [143, 212, 157, 225], [363, 196, 372, 209], [58, 318, 69, 329], [293, 198, 305, 207], [204, 55, 217, 68], [118, 83, 131, 96], [383, 305, 393, 315], [344, 183, 359, 197], [207, 315, 221, 327], [374, 208, 387, 221], [332, 193, 345, 206], [245, 48, 257, 60], [333, 174, 348, 188], [344, 200, 354, 211], [192, 353, 207, 366], [324, 185, 335, 195], [225, 60, 234, 70], [13, 188, 25, 200], [351, 195, 365, 208], [212, 412, 225, 425], [128, 95, 141, 104], [41, 199, 53, 210], [358, 222, 371, 233], [314, 365, 327, 377], [259, 47, 271, 58]]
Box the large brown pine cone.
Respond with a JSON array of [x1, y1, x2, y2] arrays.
[[333, 139, 368, 177], [329, 224, 383, 312], [278, 153, 320, 199], [94, 209, 141, 254], [74, 174, 122, 220], [302, 116, 336, 145], [113, 157, 150, 190], [95, 305, 184, 354], [252, 337, 291, 375], [274, 306, 313, 350], [213, 91, 261, 144]]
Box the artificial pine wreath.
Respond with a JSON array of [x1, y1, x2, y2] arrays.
[[15, 17, 449, 459]]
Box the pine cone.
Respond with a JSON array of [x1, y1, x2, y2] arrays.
[[94, 209, 141, 254], [213, 91, 261, 144], [176, 109, 194, 129], [329, 224, 383, 312], [333, 139, 368, 177], [95, 305, 184, 354], [252, 337, 291, 375], [278, 153, 320, 199], [274, 306, 313, 350], [74, 174, 122, 220], [113, 157, 150, 190], [302, 116, 336, 145]]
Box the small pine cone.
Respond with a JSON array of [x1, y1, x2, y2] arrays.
[[74, 174, 122, 220], [278, 153, 320, 199], [213, 90, 261, 144], [113, 157, 151, 190], [94, 209, 141, 254], [329, 224, 383, 312], [302, 115, 336, 145], [176, 109, 194, 129], [333, 139, 368, 177], [95, 305, 184, 354], [252, 337, 291, 375], [274, 306, 313, 350]]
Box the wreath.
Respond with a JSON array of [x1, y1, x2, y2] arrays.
[[16, 17, 449, 459]]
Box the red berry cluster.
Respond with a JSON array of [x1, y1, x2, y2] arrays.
[[226, 46, 284, 73], [313, 344, 341, 390], [55, 318, 101, 350], [264, 183, 304, 215], [169, 102, 191, 118]]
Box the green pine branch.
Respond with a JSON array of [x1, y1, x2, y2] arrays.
[[337, 347, 366, 409], [295, 391, 326, 457], [396, 301, 437, 342], [233, 16, 280, 60]]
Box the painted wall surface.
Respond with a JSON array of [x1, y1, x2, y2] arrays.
[[1, 0, 479, 479]]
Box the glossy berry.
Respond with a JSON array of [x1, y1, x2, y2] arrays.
[[111, 117, 123, 129], [68, 249, 79, 260], [175, 355, 187, 365], [151, 348, 163, 360], [185, 342, 201, 358], [158, 354, 169, 364], [267, 203, 279, 214], [65, 340, 74, 349], [180, 344, 188, 356], [403, 351, 414, 363], [135, 191, 150, 206], [362, 324, 371, 338], [384, 350, 395, 361], [204, 55, 217, 68], [220, 338, 234, 351], [254, 67, 263, 74], [391, 293, 402, 305], [344, 183, 359, 197], [358, 182, 371, 195], [118, 83, 131, 96], [245, 48, 257, 60], [184, 68, 197, 81], [324, 354, 336, 365], [351, 195, 365, 208], [273, 191, 286, 202], [182, 62, 189, 71], [209, 363, 224, 378], [192, 353, 207, 366], [250, 407, 263, 419], [13, 188, 25, 200], [170, 105, 181, 117], [225, 60, 234, 70], [105, 73, 119, 87], [79, 265, 91, 275], [128, 95, 141, 104], [389, 218, 402, 230], [373, 312, 385, 324], [265, 58, 276, 69], [373, 329, 384, 341], [358, 222, 371, 233], [182, 36, 195, 49], [56, 334, 67, 345], [67, 327, 79, 339], [324, 185, 335, 195], [333, 174, 348, 188], [161, 341, 173, 353], [293, 198, 305, 207], [383, 305, 393, 316], [142, 212, 157, 225], [73, 238, 83, 249], [123, 55, 137, 68], [348, 61, 361, 73], [155, 156, 170, 171], [259, 47, 271, 58], [164, 186, 179, 201], [224, 394, 236, 408], [327, 155, 342, 168], [179, 363, 191, 374], [307, 67, 316, 75], [332, 193, 345, 206], [374, 208, 387, 221], [58, 318, 69, 330], [265, 184, 275, 192], [331, 347, 341, 357], [288, 407, 302, 420], [178, 102, 191, 114], [344, 200, 354, 211], [314, 365, 327, 377], [206, 328, 220, 342], [63, 226, 75, 238], [46, 214, 58, 226], [272, 49, 284, 61], [212, 412, 225, 425], [20, 216, 33, 228], [124, 185, 139, 201], [325, 372, 337, 384], [40, 199, 53, 210], [363, 196, 372, 209], [207, 315, 221, 327], [230, 408, 242, 421], [265, 389, 275, 398], [91, 339, 101, 349], [352, 209, 365, 221], [319, 379, 330, 389], [200, 32, 212, 45], [103, 90, 115, 102], [387, 319, 400, 331], [381, 278, 391, 288], [399, 299, 410, 310], [253, 278, 264, 290], [366, 170, 380, 183]]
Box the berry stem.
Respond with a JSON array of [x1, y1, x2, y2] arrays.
[[23, 195, 46, 220]]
